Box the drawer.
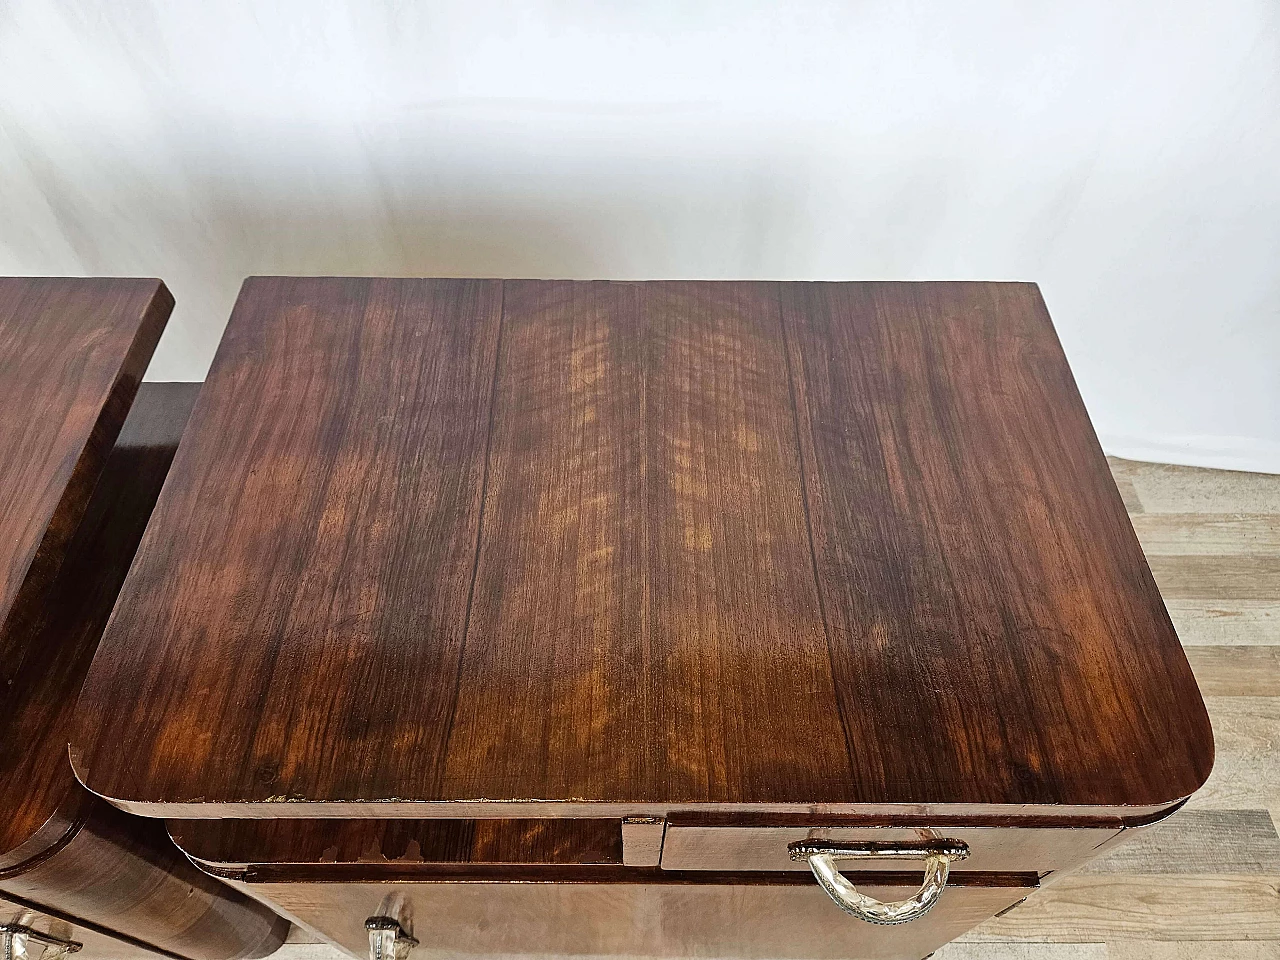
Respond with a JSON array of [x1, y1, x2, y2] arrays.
[[655, 814, 1125, 876], [230, 876, 1036, 960]]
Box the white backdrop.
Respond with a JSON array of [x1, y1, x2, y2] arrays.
[[2, 1, 1278, 471]]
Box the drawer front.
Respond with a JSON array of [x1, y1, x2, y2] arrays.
[[232, 877, 1035, 960], [658, 821, 1122, 875]]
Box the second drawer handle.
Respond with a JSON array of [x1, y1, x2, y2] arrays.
[[788, 839, 970, 924], [1, 924, 83, 960], [365, 917, 417, 960]]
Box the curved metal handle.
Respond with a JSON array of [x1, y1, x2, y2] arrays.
[[788, 839, 970, 924]]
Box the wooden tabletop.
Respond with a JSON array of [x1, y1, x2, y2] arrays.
[[71, 279, 1212, 820], [0, 278, 171, 866]]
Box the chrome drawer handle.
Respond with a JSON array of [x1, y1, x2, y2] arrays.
[[788, 839, 970, 924], [1, 924, 83, 960], [365, 917, 417, 960]]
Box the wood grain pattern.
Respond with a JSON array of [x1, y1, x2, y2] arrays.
[[1185, 697, 1280, 811], [947, 457, 1280, 954], [969, 874, 1280, 941], [1147, 556, 1280, 600], [1108, 457, 1280, 514], [1163, 600, 1279, 646], [1077, 809, 1280, 875], [0, 278, 170, 703], [211, 876, 1035, 960], [194, 455, 1278, 960], [1105, 944, 1280, 959], [1184, 646, 1280, 697], [778, 282, 1211, 809], [1, 797, 287, 960], [169, 818, 624, 872], [72, 280, 1210, 819], [1, 384, 195, 869], [1, 382, 287, 960], [1128, 514, 1280, 554], [440, 280, 849, 804], [74, 278, 503, 812], [943, 947, 1106, 960]]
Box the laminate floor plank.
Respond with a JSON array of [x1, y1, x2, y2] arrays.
[[1109, 457, 1280, 514], [1165, 600, 1280, 645], [1115, 476, 1145, 514], [1146, 556, 1280, 601], [1184, 647, 1280, 696], [1079, 808, 1280, 875], [969, 875, 1280, 941], [940, 945, 1108, 959], [1128, 513, 1280, 555], [1184, 697, 1280, 811], [1108, 944, 1280, 959]]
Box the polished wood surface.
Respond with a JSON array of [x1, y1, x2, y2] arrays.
[[72, 279, 1211, 819], [168, 811, 1121, 881], [656, 819, 1120, 875], [0, 278, 170, 702], [213, 876, 1034, 960], [947, 458, 1280, 957], [185, 459, 1280, 960], [2, 381, 287, 960], [2, 797, 287, 960], [1, 383, 194, 869], [170, 818, 625, 874]]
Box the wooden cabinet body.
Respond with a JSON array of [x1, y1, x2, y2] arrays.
[[0, 280, 286, 960], [208, 876, 1035, 960], [71, 280, 1213, 959], [3, 796, 285, 960], [166, 812, 1172, 959]]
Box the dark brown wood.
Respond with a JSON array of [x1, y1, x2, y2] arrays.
[[1, 383, 195, 869], [72, 280, 1212, 821], [169, 818, 625, 873], [2, 380, 287, 960], [166, 811, 1085, 880], [2, 797, 287, 960], [0, 278, 170, 699], [778, 282, 1214, 809], [74, 277, 504, 816]]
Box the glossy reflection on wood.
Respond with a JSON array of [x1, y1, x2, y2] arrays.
[[1, 280, 170, 868], [2, 383, 192, 869], [2, 796, 287, 960], [206, 876, 1036, 960], [2, 382, 287, 960], [0, 280, 288, 960], [0, 278, 169, 703], [72, 279, 1211, 820]]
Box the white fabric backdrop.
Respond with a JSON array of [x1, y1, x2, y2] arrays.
[[2, 1, 1277, 471]]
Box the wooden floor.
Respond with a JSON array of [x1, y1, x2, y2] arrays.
[[268, 458, 1280, 960]]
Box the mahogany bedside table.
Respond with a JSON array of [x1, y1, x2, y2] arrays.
[[71, 279, 1213, 960], [0, 279, 287, 960]]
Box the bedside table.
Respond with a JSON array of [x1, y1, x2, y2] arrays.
[[71, 279, 1212, 960]]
